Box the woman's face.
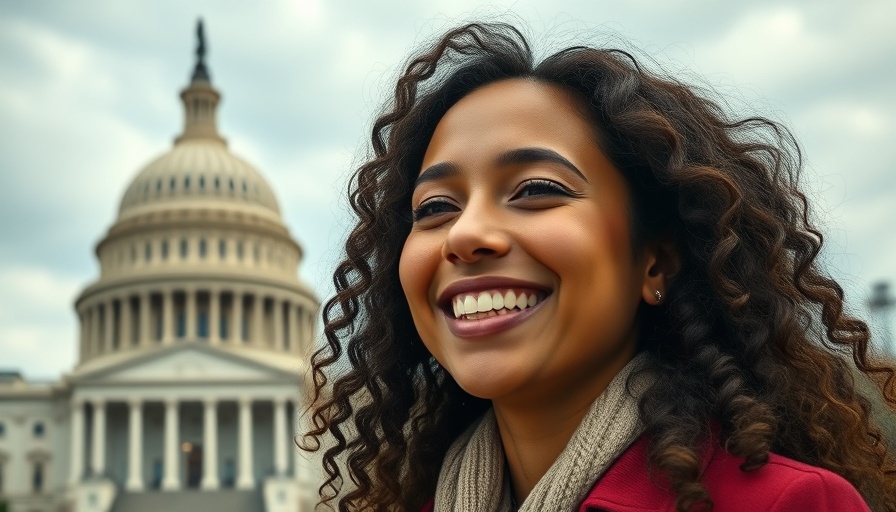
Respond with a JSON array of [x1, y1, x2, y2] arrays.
[[399, 79, 655, 405]]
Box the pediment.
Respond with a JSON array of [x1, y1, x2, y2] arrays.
[[75, 345, 296, 384]]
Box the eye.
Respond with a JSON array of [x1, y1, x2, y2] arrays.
[[412, 197, 458, 222], [511, 179, 575, 200]]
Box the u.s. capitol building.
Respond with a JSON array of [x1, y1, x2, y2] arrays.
[[0, 23, 319, 512]]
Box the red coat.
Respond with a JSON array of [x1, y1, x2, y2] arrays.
[[422, 435, 869, 511]]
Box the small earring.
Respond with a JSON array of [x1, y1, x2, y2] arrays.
[[654, 290, 663, 303]]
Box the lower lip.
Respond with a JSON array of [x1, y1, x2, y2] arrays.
[[444, 298, 548, 338]]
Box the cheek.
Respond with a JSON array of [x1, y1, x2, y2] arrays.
[[398, 234, 437, 313]]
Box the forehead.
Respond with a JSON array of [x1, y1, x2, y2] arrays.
[[421, 79, 600, 167]]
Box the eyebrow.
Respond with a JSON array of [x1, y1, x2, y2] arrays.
[[496, 147, 587, 182], [415, 147, 587, 188]]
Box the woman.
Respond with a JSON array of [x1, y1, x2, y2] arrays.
[[302, 23, 896, 511]]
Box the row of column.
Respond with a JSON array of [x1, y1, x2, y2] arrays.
[[68, 397, 302, 490], [78, 288, 316, 360]]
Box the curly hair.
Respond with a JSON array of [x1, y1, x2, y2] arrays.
[[302, 23, 896, 511]]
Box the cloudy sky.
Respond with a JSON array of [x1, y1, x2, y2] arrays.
[[1, 0, 894, 379]]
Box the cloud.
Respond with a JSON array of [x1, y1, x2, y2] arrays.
[[0, 266, 81, 378]]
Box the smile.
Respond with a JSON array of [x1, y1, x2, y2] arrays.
[[450, 288, 545, 319]]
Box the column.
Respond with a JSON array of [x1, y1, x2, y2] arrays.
[[209, 289, 220, 345], [162, 290, 174, 344], [91, 400, 106, 476], [236, 397, 254, 489], [288, 303, 299, 354], [69, 399, 85, 485], [273, 397, 287, 476], [252, 294, 264, 346], [162, 399, 180, 490], [78, 311, 88, 362], [120, 295, 132, 349], [292, 401, 305, 483], [232, 291, 243, 344], [201, 399, 219, 490], [139, 291, 151, 346], [126, 398, 144, 490], [273, 297, 284, 351], [103, 301, 114, 353], [185, 288, 197, 341]]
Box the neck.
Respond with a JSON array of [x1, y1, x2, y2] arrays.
[[492, 350, 635, 503]]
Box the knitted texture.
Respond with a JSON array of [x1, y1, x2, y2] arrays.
[[433, 354, 650, 512]]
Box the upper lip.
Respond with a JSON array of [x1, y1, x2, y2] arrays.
[[436, 276, 552, 308]]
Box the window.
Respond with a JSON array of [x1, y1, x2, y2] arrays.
[[198, 311, 208, 338], [33, 422, 45, 438], [242, 181, 248, 194], [170, 177, 176, 191], [156, 179, 162, 193], [220, 311, 228, 340], [214, 176, 221, 191], [199, 176, 205, 190], [253, 244, 260, 263], [176, 310, 186, 338], [219, 239, 226, 259], [32, 461, 44, 493], [229, 178, 235, 192], [145, 242, 152, 262], [180, 239, 189, 259], [184, 175, 191, 191], [236, 241, 244, 261], [199, 238, 207, 259], [161, 240, 169, 260], [0, 421, 5, 437]]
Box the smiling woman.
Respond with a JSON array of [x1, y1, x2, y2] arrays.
[[302, 23, 896, 512]]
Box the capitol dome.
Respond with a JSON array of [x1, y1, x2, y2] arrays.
[[73, 28, 318, 372], [118, 139, 282, 222]]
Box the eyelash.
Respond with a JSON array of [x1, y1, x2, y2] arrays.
[[411, 179, 576, 222]]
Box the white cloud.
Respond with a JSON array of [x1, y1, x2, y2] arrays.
[[0, 267, 80, 378]]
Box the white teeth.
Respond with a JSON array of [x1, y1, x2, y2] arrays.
[[504, 290, 516, 309], [463, 295, 477, 314], [477, 292, 493, 312], [451, 289, 543, 319]]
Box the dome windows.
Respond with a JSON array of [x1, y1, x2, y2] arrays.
[[161, 240, 169, 260], [145, 242, 152, 262], [184, 175, 191, 191], [219, 239, 227, 259], [199, 175, 206, 190], [180, 238, 189, 259], [214, 176, 221, 191], [199, 238, 207, 259], [170, 177, 177, 192]]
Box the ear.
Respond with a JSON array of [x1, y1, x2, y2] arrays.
[[640, 239, 680, 306]]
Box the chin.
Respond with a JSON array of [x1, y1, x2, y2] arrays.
[[447, 359, 526, 400]]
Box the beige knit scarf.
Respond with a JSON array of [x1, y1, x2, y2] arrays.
[[433, 354, 650, 512]]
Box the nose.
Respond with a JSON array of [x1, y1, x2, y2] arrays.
[[441, 200, 511, 264]]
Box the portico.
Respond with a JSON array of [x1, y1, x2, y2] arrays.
[[67, 344, 307, 492]]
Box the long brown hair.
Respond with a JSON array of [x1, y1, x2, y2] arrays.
[[302, 23, 896, 511]]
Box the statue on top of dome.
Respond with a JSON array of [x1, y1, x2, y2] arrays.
[[191, 18, 210, 83]]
